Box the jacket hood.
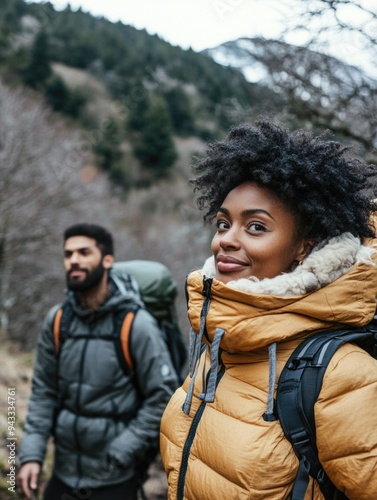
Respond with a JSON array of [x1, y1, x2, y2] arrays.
[[187, 232, 377, 353], [65, 269, 143, 318]]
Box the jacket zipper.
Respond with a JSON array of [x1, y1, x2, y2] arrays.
[[73, 336, 90, 490], [177, 366, 225, 500]]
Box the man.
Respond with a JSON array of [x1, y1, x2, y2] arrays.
[[18, 223, 178, 500]]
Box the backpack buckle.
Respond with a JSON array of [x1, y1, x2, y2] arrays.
[[288, 354, 313, 370], [291, 430, 311, 454]]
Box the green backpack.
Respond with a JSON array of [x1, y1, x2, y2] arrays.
[[113, 260, 187, 380]]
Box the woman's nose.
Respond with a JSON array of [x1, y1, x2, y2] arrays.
[[219, 226, 241, 249]]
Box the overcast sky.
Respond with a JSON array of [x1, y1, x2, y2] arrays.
[[26, 0, 377, 78], [26, 0, 294, 51]]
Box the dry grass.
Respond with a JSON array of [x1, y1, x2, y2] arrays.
[[52, 62, 121, 124], [0, 340, 33, 498], [52, 63, 108, 97]]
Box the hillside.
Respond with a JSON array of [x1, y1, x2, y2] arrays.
[[0, 0, 290, 354], [0, 79, 204, 498]]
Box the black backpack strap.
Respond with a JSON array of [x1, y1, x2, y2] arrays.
[[159, 319, 187, 383], [277, 328, 373, 500]]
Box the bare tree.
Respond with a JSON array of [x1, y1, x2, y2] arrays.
[[275, 0, 377, 152], [207, 0, 377, 158], [212, 37, 377, 160], [0, 81, 85, 344], [278, 0, 377, 75], [0, 81, 210, 348]]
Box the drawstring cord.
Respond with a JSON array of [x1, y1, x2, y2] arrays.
[[198, 327, 225, 402], [182, 326, 205, 414], [183, 278, 223, 415], [263, 342, 277, 421]]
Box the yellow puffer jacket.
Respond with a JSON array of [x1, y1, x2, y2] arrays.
[[161, 234, 377, 499]]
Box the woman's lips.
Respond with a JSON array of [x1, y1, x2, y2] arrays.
[[216, 256, 248, 272]]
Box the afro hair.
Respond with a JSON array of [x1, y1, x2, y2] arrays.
[[190, 119, 377, 243]]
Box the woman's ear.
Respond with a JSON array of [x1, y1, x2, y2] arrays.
[[102, 254, 114, 270], [296, 239, 315, 264]]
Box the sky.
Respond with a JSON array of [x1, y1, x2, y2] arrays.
[[27, 0, 295, 51], [26, 0, 377, 79]]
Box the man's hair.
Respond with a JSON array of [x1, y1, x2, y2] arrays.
[[190, 119, 377, 243], [64, 223, 114, 256]]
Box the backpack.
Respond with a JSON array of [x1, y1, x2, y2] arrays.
[[276, 320, 377, 500], [53, 259, 187, 379]]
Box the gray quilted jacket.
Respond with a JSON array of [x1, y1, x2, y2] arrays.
[[19, 269, 178, 489]]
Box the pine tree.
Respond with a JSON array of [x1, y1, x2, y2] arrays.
[[93, 116, 131, 185], [44, 76, 87, 118], [23, 29, 51, 88], [95, 117, 123, 171], [125, 82, 150, 133], [164, 87, 195, 136], [134, 97, 177, 179]]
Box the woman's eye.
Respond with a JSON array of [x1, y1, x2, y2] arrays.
[[248, 222, 266, 232], [216, 220, 228, 230]]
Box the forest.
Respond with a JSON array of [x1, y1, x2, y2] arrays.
[[0, 0, 376, 348]]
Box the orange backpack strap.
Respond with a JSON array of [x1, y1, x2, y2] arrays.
[[119, 311, 136, 371], [53, 307, 64, 355], [53, 304, 138, 371]]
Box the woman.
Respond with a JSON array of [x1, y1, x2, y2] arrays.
[[160, 119, 377, 499]]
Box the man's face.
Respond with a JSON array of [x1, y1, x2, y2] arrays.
[[64, 236, 113, 292]]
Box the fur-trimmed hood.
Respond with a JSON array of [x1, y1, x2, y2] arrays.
[[186, 232, 377, 352], [201, 232, 376, 297]]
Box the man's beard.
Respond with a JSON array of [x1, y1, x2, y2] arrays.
[[66, 262, 106, 292]]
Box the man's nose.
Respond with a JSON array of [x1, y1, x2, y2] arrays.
[[69, 252, 80, 265]]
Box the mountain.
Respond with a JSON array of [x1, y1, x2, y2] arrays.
[[206, 36, 377, 89], [0, 0, 284, 188], [0, 1, 273, 126], [205, 37, 377, 157]]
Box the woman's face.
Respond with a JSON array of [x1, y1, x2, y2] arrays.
[[211, 182, 309, 284]]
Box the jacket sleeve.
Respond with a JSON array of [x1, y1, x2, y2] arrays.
[[19, 306, 61, 465], [315, 343, 377, 500], [107, 308, 179, 467]]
